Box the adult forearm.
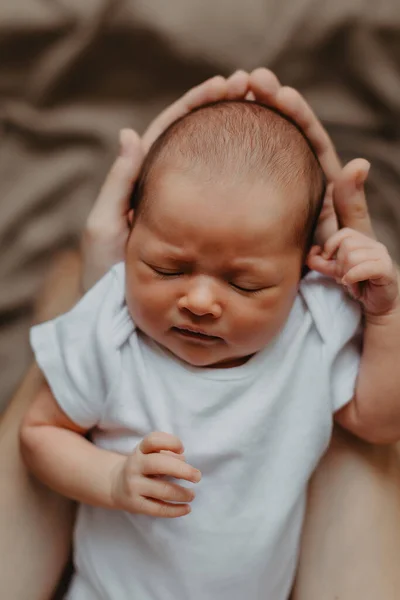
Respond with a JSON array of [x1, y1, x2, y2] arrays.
[[21, 425, 124, 509], [0, 365, 75, 600]]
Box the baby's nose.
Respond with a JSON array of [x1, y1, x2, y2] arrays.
[[178, 279, 222, 318]]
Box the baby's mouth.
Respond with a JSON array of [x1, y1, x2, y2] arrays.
[[172, 326, 222, 342]]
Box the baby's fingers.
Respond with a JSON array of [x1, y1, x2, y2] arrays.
[[139, 432, 184, 455], [142, 454, 201, 484], [160, 450, 186, 461], [306, 251, 337, 279], [321, 228, 375, 261], [134, 496, 191, 519], [343, 260, 395, 287], [140, 478, 195, 504]]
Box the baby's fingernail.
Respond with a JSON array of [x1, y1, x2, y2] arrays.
[[192, 470, 202, 482]]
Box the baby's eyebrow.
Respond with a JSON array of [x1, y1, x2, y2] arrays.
[[141, 243, 277, 275], [158, 253, 193, 264], [141, 249, 193, 264], [227, 258, 270, 273], [158, 255, 266, 271]]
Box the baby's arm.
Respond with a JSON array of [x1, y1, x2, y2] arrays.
[[308, 229, 400, 444], [20, 381, 200, 517]]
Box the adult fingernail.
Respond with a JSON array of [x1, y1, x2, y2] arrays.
[[355, 163, 371, 189], [230, 69, 246, 78]]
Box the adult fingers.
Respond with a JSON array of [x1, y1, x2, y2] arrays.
[[225, 70, 250, 99], [277, 87, 342, 181], [314, 183, 339, 245], [249, 68, 342, 181], [333, 159, 374, 238], [248, 68, 280, 104], [142, 72, 251, 152], [86, 129, 144, 232], [142, 75, 228, 152]]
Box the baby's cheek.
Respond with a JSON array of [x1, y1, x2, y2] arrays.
[[229, 303, 271, 342], [238, 294, 292, 344], [138, 282, 176, 327], [126, 279, 154, 323]]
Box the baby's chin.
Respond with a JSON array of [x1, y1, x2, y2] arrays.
[[165, 343, 252, 370]]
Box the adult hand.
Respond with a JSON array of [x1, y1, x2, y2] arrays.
[[248, 68, 374, 243], [81, 71, 249, 290], [82, 67, 376, 293]]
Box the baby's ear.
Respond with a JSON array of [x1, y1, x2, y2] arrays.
[[127, 209, 135, 228]]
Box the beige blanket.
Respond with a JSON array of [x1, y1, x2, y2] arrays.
[[1, 0, 400, 410]]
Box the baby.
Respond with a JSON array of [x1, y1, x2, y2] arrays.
[[22, 101, 400, 600]]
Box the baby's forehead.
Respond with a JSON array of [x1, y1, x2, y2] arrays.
[[150, 159, 309, 210], [142, 166, 308, 251]]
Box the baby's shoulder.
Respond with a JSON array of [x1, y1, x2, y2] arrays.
[[51, 262, 136, 354], [298, 271, 361, 344], [96, 262, 137, 349]]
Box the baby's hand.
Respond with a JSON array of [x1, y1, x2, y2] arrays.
[[307, 228, 400, 318], [111, 432, 201, 518]]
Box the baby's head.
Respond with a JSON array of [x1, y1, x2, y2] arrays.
[[125, 101, 325, 368]]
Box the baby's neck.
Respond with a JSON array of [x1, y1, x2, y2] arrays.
[[206, 354, 255, 369]]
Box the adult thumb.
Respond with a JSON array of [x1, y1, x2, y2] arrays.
[[333, 158, 375, 238], [89, 128, 144, 228]]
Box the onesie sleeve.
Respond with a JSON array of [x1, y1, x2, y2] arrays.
[[30, 264, 125, 428], [300, 272, 362, 414]]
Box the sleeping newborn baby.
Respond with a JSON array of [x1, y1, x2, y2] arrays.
[[22, 100, 400, 600]]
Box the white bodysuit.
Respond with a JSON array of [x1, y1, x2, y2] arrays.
[[31, 263, 361, 600]]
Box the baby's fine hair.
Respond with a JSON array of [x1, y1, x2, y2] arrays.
[[131, 100, 326, 250]]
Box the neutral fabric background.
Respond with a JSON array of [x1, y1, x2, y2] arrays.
[[1, 0, 400, 410]]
